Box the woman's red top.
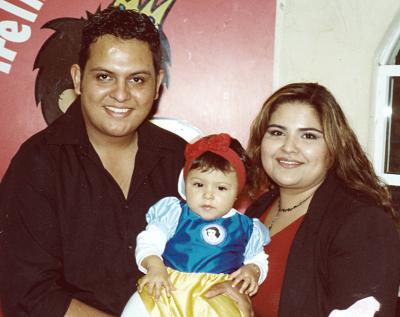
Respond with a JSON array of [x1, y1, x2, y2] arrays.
[[252, 211, 304, 317]]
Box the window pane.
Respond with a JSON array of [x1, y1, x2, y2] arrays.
[[397, 49, 400, 65], [385, 76, 400, 173]]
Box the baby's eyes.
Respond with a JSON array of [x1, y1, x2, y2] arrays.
[[193, 182, 203, 188], [217, 186, 228, 191]]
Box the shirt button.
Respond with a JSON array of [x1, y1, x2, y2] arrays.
[[128, 245, 133, 250]]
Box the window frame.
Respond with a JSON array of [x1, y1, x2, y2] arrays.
[[371, 17, 400, 186], [372, 65, 400, 185]]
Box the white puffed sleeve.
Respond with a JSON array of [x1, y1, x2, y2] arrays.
[[243, 218, 271, 284], [135, 196, 182, 273]]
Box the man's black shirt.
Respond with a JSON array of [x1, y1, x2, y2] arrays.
[[0, 100, 186, 317]]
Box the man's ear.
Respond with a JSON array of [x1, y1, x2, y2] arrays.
[[154, 69, 165, 100], [70, 64, 82, 95]]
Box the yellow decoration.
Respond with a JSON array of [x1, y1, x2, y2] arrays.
[[113, 0, 175, 28]]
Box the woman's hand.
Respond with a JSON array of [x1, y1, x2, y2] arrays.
[[204, 281, 254, 317]]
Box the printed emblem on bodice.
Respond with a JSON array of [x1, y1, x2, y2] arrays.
[[201, 224, 226, 245]]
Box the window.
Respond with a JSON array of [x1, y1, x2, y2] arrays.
[[372, 22, 400, 186]]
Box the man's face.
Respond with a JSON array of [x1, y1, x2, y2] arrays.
[[71, 35, 164, 141]]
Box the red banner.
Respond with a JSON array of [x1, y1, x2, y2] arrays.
[[0, 0, 275, 179]]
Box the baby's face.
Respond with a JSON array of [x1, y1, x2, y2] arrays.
[[185, 168, 238, 220]]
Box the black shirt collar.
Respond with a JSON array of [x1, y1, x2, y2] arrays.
[[44, 98, 184, 153], [45, 98, 89, 146]]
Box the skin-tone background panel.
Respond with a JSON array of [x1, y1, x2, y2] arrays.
[[0, 0, 275, 178]]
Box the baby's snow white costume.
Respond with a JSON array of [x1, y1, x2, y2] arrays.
[[135, 196, 269, 317]]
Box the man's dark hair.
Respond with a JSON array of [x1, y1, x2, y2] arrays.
[[79, 6, 162, 72]]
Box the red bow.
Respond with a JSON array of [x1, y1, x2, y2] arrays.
[[185, 133, 231, 161], [183, 133, 246, 193]]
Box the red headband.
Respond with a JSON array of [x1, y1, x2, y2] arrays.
[[183, 133, 246, 193]]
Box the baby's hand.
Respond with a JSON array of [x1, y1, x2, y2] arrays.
[[228, 264, 260, 296], [137, 257, 174, 299]]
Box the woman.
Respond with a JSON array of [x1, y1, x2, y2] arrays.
[[245, 82, 400, 316]]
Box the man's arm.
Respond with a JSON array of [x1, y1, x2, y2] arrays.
[[65, 299, 116, 317], [0, 146, 72, 317]]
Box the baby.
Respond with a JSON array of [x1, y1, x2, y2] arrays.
[[122, 133, 270, 317]]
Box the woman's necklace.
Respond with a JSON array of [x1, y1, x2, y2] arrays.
[[278, 194, 313, 212], [269, 194, 313, 229]]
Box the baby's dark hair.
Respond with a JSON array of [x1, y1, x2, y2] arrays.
[[188, 136, 255, 194]]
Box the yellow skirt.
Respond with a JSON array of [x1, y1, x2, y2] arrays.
[[139, 268, 244, 317]]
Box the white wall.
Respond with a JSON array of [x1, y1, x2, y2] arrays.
[[274, 0, 400, 154]]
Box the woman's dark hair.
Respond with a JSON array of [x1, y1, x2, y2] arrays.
[[247, 82, 400, 227]]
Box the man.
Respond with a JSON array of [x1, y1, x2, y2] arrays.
[[0, 6, 186, 317]]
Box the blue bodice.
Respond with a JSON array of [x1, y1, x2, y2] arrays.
[[163, 203, 254, 274]]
